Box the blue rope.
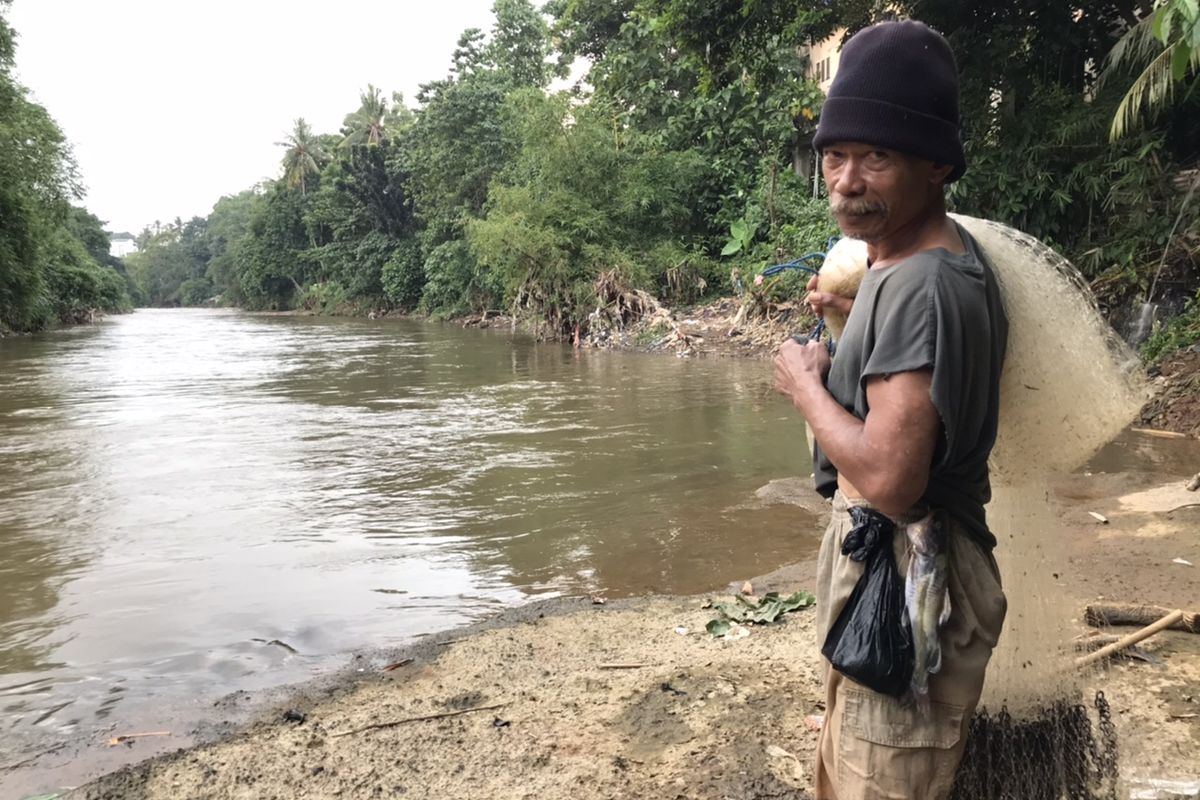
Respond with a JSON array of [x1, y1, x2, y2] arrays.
[[760, 250, 825, 278], [768, 239, 844, 356]]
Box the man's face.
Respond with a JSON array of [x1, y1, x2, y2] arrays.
[[821, 142, 947, 243]]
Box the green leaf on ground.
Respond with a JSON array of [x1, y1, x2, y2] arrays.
[[706, 619, 732, 636], [706, 590, 816, 636]]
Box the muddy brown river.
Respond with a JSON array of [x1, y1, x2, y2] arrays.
[[0, 309, 821, 790]]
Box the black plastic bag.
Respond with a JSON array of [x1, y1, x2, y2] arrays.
[[821, 506, 914, 697]]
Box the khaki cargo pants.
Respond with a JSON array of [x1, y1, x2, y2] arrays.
[[813, 493, 1007, 800]]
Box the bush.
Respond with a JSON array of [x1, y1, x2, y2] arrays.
[[381, 239, 425, 309], [1142, 291, 1200, 364], [419, 239, 499, 317], [465, 92, 716, 335], [96, 265, 132, 311], [39, 229, 132, 322], [773, 195, 839, 262], [335, 231, 393, 299], [296, 280, 351, 314], [644, 241, 721, 303], [178, 277, 214, 306]]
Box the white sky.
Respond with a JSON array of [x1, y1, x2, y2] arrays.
[[9, 0, 501, 234]]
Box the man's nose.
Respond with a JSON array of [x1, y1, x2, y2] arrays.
[[830, 159, 866, 197]]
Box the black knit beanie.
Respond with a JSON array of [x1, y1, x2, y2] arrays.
[[813, 20, 966, 182]]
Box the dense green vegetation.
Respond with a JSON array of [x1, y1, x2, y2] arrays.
[[43, 0, 1200, 354], [0, 1, 131, 332], [118, 0, 843, 331]]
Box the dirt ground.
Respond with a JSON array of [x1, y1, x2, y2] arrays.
[[64, 445, 1200, 800]]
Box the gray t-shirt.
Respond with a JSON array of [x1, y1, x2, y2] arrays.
[[812, 223, 1008, 549]]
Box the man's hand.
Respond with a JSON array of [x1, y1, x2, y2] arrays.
[[804, 273, 854, 321], [774, 337, 831, 406]]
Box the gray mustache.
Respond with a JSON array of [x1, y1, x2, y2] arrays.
[[831, 199, 887, 216]]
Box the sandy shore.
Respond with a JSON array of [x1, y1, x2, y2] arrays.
[[76, 595, 827, 800], [53, 458, 1199, 800]]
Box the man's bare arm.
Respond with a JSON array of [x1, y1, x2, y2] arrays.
[[774, 339, 939, 516]]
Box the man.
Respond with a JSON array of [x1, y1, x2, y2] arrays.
[[773, 20, 1009, 800]]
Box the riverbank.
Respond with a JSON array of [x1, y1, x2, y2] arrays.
[[577, 294, 1200, 439], [0, 308, 119, 337], [586, 295, 1200, 439], [1141, 349, 1200, 438], [61, 439, 1200, 799]]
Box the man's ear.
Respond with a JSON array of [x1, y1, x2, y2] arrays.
[[929, 162, 954, 184]]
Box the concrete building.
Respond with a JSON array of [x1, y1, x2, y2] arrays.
[[109, 232, 138, 258], [808, 30, 845, 95], [792, 29, 851, 192]]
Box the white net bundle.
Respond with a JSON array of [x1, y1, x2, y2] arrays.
[[950, 213, 1149, 484]]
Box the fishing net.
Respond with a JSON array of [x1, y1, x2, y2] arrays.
[[949, 691, 1120, 800], [944, 215, 1146, 799]]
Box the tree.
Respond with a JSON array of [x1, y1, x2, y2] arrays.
[[0, 1, 127, 330], [277, 118, 327, 194], [304, 137, 420, 301], [487, 0, 557, 88], [385, 91, 415, 131], [205, 189, 262, 304], [340, 85, 388, 149], [452, 28, 487, 77], [66, 207, 118, 267], [552, 0, 831, 250], [124, 216, 211, 306], [468, 91, 712, 334], [235, 183, 313, 309], [544, 0, 635, 61], [1104, 0, 1200, 140]]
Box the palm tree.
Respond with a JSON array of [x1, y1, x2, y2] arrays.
[[340, 85, 388, 150], [276, 118, 326, 194], [1102, 0, 1199, 141]]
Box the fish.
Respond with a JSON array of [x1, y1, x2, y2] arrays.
[[905, 511, 952, 713]]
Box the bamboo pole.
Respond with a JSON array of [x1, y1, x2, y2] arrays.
[[1075, 609, 1185, 668]]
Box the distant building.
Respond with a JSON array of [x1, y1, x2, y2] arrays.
[[109, 232, 138, 258], [808, 7, 902, 91], [808, 31, 844, 95]]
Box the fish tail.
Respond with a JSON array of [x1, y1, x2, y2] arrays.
[[912, 685, 932, 716]]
